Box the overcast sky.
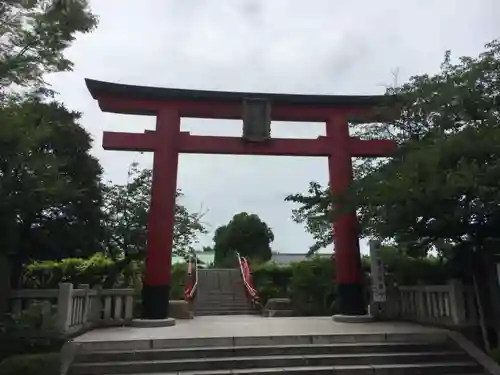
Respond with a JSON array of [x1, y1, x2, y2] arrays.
[[47, 0, 500, 255]]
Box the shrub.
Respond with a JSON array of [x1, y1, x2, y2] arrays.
[[251, 250, 453, 316], [171, 263, 188, 300], [253, 257, 336, 316], [289, 257, 336, 316], [0, 353, 60, 375], [21, 255, 189, 321], [22, 253, 141, 289], [0, 303, 65, 363], [3, 302, 58, 334], [252, 263, 292, 305], [21, 255, 188, 299], [362, 251, 450, 286]]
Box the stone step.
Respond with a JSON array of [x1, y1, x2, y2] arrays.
[[196, 292, 247, 296], [195, 301, 249, 305], [194, 306, 255, 311], [201, 291, 246, 294], [195, 298, 247, 302], [195, 294, 247, 298], [195, 301, 250, 306], [195, 306, 252, 311], [195, 267, 249, 315], [124, 365, 483, 375], [195, 293, 246, 297], [196, 301, 249, 304], [196, 298, 249, 302], [199, 285, 246, 297], [199, 269, 241, 271], [76, 332, 450, 352], [196, 293, 247, 296], [193, 306, 252, 311], [69, 353, 475, 374], [75, 342, 455, 363], [197, 299, 248, 302], [195, 310, 258, 316], [195, 309, 255, 314], [195, 296, 248, 301]]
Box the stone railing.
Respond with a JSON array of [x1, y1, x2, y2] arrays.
[[8, 283, 135, 336], [375, 279, 479, 327]]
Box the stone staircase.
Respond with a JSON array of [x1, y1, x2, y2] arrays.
[[69, 331, 487, 374], [193, 268, 257, 316]]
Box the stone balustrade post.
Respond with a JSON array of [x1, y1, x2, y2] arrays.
[[91, 285, 103, 322], [415, 289, 426, 322], [57, 283, 73, 334], [449, 279, 466, 325], [79, 284, 90, 324]]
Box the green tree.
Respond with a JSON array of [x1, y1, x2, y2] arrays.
[[213, 212, 274, 265], [102, 163, 207, 260], [286, 39, 500, 349], [287, 39, 500, 258], [0, 0, 100, 288], [0, 0, 97, 94], [0, 96, 104, 286]]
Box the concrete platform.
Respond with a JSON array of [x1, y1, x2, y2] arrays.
[[73, 315, 446, 351]]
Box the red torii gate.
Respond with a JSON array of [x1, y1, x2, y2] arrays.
[[86, 79, 397, 320]]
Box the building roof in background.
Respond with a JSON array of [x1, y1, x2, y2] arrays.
[[269, 253, 331, 265]]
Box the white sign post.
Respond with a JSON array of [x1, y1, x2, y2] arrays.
[[369, 240, 386, 303]]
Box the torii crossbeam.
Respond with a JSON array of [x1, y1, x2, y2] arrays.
[[86, 78, 398, 320]]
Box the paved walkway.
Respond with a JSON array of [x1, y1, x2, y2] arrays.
[[74, 315, 444, 343]]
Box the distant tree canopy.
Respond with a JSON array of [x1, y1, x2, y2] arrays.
[[213, 212, 274, 265], [102, 163, 207, 261]]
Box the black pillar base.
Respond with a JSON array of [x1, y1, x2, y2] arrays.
[[337, 283, 366, 316], [142, 284, 170, 319]]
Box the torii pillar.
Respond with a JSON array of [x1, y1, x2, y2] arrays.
[[328, 114, 365, 315], [85, 78, 397, 319]]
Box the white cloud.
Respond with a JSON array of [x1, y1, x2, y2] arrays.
[[47, 0, 500, 254]]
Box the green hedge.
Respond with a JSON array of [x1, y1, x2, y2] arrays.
[[0, 353, 60, 375], [21, 254, 188, 300], [19, 251, 451, 318], [252, 262, 292, 305], [0, 336, 63, 364], [0, 303, 65, 365], [288, 257, 336, 316], [252, 256, 335, 316], [252, 252, 450, 316], [21, 253, 141, 289], [361, 250, 451, 286]]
